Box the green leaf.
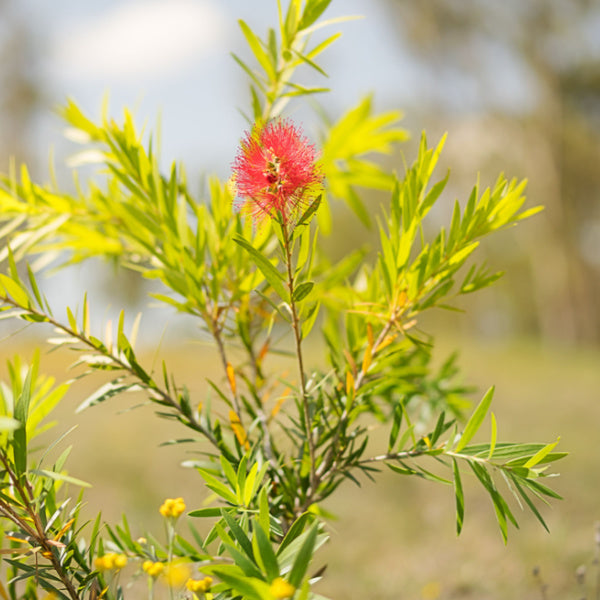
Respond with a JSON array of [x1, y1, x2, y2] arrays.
[[254, 524, 279, 580], [277, 513, 311, 556], [244, 462, 269, 507], [448, 241, 479, 267], [237, 454, 249, 502], [209, 570, 271, 600], [13, 364, 34, 476], [66, 306, 78, 333], [388, 404, 403, 451], [510, 476, 549, 533], [197, 469, 240, 506], [220, 455, 238, 489], [221, 510, 255, 561], [299, 0, 333, 30], [239, 19, 276, 81], [258, 487, 270, 535], [225, 543, 264, 579], [76, 379, 138, 413], [300, 301, 320, 339], [523, 438, 560, 469], [0, 274, 30, 308], [430, 411, 447, 446], [233, 234, 288, 300], [420, 170, 450, 217], [454, 386, 494, 453], [395, 424, 416, 452], [188, 507, 223, 518], [288, 521, 318, 588], [293, 281, 314, 302], [452, 459, 464, 535], [32, 468, 91, 488], [26, 265, 44, 310], [524, 478, 563, 500], [488, 412, 497, 460], [295, 194, 322, 231], [231, 53, 267, 93]]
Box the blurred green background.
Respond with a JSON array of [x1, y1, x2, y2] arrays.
[[1, 0, 599, 598]]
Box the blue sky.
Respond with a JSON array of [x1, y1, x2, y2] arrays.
[[22, 1, 416, 178], [18, 0, 550, 182]]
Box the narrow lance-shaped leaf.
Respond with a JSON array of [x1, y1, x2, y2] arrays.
[[221, 510, 255, 561], [510, 476, 550, 533], [13, 365, 34, 476], [197, 469, 240, 506], [238, 19, 276, 82], [288, 521, 318, 587], [253, 523, 279, 580], [388, 404, 403, 451], [488, 412, 497, 460], [295, 194, 322, 231], [452, 458, 464, 535], [233, 234, 288, 300], [299, 0, 333, 30], [258, 487, 270, 535], [454, 386, 495, 453], [0, 273, 30, 308], [523, 438, 561, 469], [293, 281, 314, 302], [277, 513, 311, 557]]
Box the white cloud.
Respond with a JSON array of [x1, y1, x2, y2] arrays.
[[52, 0, 225, 81]]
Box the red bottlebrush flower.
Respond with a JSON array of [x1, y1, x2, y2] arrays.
[[232, 119, 324, 226]]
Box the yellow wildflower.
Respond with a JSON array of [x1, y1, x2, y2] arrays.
[[186, 576, 213, 593], [142, 560, 165, 578], [421, 581, 442, 600], [160, 562, 192, 588], [94, 552, 128, 571], [270, 577, 295, 599], [159, 497, 186, 518]]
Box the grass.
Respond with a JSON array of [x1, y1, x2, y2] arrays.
[[2, 332, 598, 599]]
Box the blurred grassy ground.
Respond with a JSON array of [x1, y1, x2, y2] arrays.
[[2, 333, 598, 599]]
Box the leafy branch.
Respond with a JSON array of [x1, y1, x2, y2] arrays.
[[0, 261, 221, 454]]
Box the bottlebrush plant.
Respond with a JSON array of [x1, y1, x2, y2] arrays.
[[0, 1, 564, 599]]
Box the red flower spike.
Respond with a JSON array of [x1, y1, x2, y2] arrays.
[[232, 120, 324, 226]]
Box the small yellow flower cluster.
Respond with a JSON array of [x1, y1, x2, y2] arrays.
[[186, 576, 213, 594], [161, 562, 192, 587], [142, 560, 164, 578], [269, 577, 295, 599], [94, 553, 128, 571], [159, 497, 186, 518]]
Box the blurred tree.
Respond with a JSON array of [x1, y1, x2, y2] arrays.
[[384, 0, 600, 343], [0, 0, 42, 169]]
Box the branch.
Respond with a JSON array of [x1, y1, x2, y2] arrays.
[[281, 219, 317, 501], [0, 294, 220, 450]]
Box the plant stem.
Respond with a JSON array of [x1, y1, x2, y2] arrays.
[[211, 317, 243, 419], [313, 312, 399, 488], [354, 314, 398, 391], [211, 313, 282, 475], [281, 219, 317, 497], [0, 452, 81, 600], [166, 522, 175, 600]]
